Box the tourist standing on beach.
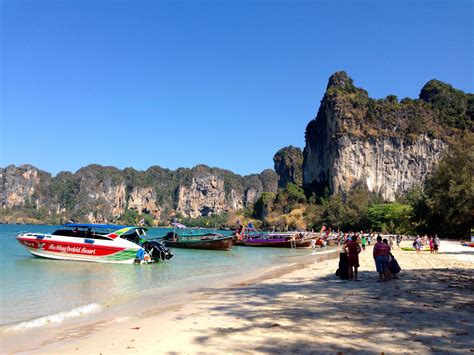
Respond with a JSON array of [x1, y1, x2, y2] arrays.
[[344, 234, 361, 281], [373, 236, 390, 282], [434, 235, 440, 254], [396, 234, 402, 248], [361, 235, 367, 251], [415, 235, 422, 254], [429, 236, 434, 253]]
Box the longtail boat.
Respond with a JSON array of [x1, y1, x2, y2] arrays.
[[234, 232, 314, 248], [163, 232, 234, 251]]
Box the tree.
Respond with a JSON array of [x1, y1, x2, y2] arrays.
[[253, 192, 276, 220], [423, 132, 474, 237], [366, 203, 413, 234]]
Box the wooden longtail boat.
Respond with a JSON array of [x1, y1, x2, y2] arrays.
[[163, 232, 234, 251], [234, 233, 313, 248]]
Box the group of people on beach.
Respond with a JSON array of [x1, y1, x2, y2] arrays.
[[337, 232, 401, 282], [413, 234, 440, 254]]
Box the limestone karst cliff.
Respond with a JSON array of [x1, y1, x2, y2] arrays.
[[0, 164, 278, 224], [273, 146, 303, 188], [2, 73, 471, 224], [303, 71, 473, 201]]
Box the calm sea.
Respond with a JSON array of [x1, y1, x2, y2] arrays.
[[0, 224, 324, 331]]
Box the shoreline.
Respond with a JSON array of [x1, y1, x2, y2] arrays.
[[2, 242, 473, 353], [1, 247, 339, 354]]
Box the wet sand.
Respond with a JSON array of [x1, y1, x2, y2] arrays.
[[3, 241, 473, 354]]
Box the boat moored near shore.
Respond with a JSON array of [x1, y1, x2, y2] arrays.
[[163, 231, 234, 250], [16, 224, 173, 264]]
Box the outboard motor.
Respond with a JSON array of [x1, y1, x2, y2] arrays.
[[142, 241, 173, 262], [164, 231, 177, 240]]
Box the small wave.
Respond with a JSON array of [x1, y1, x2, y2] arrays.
[[5, 303, 102, 332]]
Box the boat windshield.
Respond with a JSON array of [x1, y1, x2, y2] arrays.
[[52, 224, 124, 240], [120, 228, 146, 244]]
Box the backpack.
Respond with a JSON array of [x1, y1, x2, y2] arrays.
[[389, 255, 401, 274]]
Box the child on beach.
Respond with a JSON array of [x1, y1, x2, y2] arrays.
[[361, 235, 367, 251]]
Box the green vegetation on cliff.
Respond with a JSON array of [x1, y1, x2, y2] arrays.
[[251, 132, 473, 238], [314, 71, 473, 141], [273, 146, 303, 188], [0, 164, 278, 225]]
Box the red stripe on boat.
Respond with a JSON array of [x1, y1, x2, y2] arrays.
[[17, 238, 125, 256]]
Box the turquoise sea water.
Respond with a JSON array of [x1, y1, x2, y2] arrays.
[[0, 224, 321, 330]]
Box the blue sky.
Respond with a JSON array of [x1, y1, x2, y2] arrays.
[[1, 0, 472, 176]]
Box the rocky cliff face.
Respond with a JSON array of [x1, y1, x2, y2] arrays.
[[273, 146, 303, 188], [303, 71, 472, 201], [0, 164, 278, 224], [0, 165, 43, 208], [177, 176, 234, 218]]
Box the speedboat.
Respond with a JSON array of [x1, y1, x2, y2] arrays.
[[16, 223, 173, 264]]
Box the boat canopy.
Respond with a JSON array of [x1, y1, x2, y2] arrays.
[[64, 223, 128, 230], [61, 224, 148, 237], [54, 224, 148, 242]]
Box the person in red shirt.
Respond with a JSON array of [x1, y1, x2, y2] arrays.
[[373, 235, 390, 282], [344, 234, 361, 281]]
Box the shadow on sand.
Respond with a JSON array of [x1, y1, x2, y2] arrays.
[[191, 267, 473, 353]]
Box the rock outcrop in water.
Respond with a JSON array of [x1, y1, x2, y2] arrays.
[[303, 71, 473, 200], [0, 164, 278, 224]]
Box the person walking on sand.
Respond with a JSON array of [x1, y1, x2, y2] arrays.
[[361, 235, 367, 251], [373, 236, 389, 282], [415, 235, 422, 254], [429, 236, 434, 254], [344, 234, 361, 281], [434, 235, 440, 254], [396, 234, 402, 248]]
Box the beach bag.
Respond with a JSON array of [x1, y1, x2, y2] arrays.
[[389, 255, 401, 274], [338, 253, 349, 280]]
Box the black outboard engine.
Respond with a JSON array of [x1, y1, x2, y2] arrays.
[[142, 241, 174, 262], [164, 231, 177, 240]]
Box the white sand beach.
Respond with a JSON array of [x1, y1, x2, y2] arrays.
[[3, 240, 473, 354]]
